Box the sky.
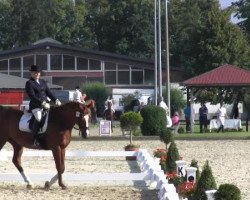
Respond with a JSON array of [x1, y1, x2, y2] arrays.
[[219, 0, 237, 9], [219, 0, 239, 23]]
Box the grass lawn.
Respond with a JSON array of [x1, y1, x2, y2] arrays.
[[174, 125, 250, 140]]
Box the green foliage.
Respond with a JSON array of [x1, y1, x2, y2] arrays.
[[159, 128, 173, 147], [163, 88, 185, 116], [194, 161, 217, 200], [166, 141, 180, 173], [120, 111, 143, 145], [120, 91, 142, 112], [140, 105, 166, 136], [81, 82, 108, 116], [120, 111, 143, 132], [190, 159, 200, 181], [215, 184, 241, 200]]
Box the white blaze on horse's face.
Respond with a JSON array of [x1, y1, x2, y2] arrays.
[[84, 114, 89, 136]]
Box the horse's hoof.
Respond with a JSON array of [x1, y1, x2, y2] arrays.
[[44, 181, 50, 191], [26, 184, 33, 189], [61, 185, 67, 190]]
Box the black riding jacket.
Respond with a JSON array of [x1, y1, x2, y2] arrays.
[[25, 78, 56, 110]]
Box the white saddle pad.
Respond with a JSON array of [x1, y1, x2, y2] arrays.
[[19, 112, 49, 133]]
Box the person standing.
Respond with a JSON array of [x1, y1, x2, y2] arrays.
[[217, 102, 227, 133], [199, 103, 208, 133], [184, 103, 191, 133], [25, 65, 61, 147]]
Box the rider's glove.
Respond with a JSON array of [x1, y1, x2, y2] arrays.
[[55, 99, 62, 106], [42, 101, 50, 110]]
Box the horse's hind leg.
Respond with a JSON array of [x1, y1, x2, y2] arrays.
[[11, 142, 33, 188]]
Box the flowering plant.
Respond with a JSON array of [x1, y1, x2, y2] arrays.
[[153, 148, 167, 172], [176, 181, 195, 198]]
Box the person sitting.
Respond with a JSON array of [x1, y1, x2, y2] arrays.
[[73, 86, 86, 104], [104, 96, 115, 114], [25, 65, 61, 147], [171, 112, 180, 134]]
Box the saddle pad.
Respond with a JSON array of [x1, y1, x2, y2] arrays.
[[19, 112, 49, 133]]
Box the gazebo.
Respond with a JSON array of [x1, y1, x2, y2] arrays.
[[183, 64, 250, 132]]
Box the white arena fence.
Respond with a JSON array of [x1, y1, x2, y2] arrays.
[[0, 149, 179, 200]]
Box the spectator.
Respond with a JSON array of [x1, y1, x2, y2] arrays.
[[147, 96, 153, 105], [159, 96, 169, 114], [184, 103, 191, 133], [199, 103, 208, 133], [171, 112, 180, 134], [217, 102, 227, 133], [171, 112, 179, 126]]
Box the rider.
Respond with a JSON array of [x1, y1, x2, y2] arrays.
[[25, 65, 62, 147], [104, 96, 115, 115], [73, 86, 86, 104]]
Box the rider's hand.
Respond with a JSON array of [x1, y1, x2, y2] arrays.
[[42, 101, 50, 110], [55, 99, 62, 106]]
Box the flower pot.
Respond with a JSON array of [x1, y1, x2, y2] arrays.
[[124, 145, 139, 161]]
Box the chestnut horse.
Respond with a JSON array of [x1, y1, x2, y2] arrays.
[[0, 102, 92, 190], [104, 101, 115, 132], [85, 99, 97, 125]]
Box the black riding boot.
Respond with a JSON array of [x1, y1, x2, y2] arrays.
[[32, 120, 40, 147]]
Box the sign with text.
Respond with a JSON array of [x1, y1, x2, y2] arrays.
[[99, 120, 111, 136]]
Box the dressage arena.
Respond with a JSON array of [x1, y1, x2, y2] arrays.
[[0, 128, 250, 200]]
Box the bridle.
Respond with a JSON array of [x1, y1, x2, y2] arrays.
[[75, 110, 89, 138]]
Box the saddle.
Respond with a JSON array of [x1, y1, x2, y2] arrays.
[[19, 110, 49, 134]]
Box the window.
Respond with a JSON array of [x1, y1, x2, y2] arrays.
[[89, 59, 101, 70], [77, 57, 88, 70], [9, 58, 21, 70], [63, 55, 74, 70], [36, 55, 47, 70], [105, 62, 116, 70], [23, 55, 34, 70], [118, 64, 129, 70], [51, 55, 62, 70], [105, 71, 116, 84], [0, 60, 8, 71], [132, 71, 143, 84], [118, 71, 129, 84], [145, 69, 154, 84]]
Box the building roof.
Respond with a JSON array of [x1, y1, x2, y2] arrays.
[[0, 73, 63, 90], [183, 64, 250, 87], [0, 38, 153, 65]]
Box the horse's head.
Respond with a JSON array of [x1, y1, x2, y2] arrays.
[[75, 102, 92, 138]]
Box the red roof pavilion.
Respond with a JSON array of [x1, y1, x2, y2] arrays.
[[184, 64, 250, 87]]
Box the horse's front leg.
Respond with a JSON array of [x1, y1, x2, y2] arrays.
[[48, 147, 66, 190], [11, 143, 33, 188]]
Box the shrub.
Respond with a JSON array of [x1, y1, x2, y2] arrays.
[[190, 159, 200, 181], [140, 105, 166, 136], [120, 111, 143, 145], [159, 128, 173, 147], [81, 82, 108, 116], [215, 184, 241, 200], [194, 161, 217, 200], [166, 141, 180, 173]]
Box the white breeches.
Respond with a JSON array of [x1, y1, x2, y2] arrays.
[[32, 108, 43, 122]]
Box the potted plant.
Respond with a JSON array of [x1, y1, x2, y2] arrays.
[[120, 111, 143, 160]]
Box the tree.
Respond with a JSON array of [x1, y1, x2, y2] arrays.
[[85, 0, 155, 58], [234, 0, 250, 40], [81, 82, 108, 116], [0, 0, 94, 50], [168, 0, 250, 76]]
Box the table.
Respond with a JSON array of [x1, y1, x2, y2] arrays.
[[209, 119, 242, 131]]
